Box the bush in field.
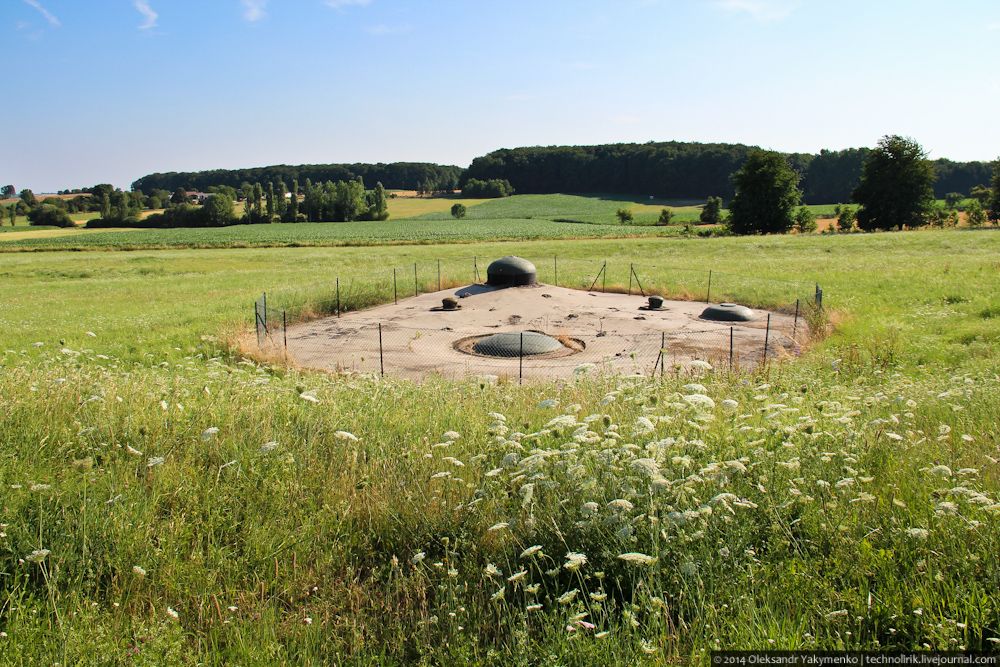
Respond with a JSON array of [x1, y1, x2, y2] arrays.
[[616, 208, 633, 224], [966, 200, 986, 228], [794, 206, 817, 233], [657, 208, 674, 226], [944, 192, 964, 209], [853, 135, 935, 231], [700, 196, 723, 224], [728, 150, 801, 235], [201, 194, 236, 226], [27, 204, 75, 227], [450, 203, 467, 219], [462, 178, 515, 198]]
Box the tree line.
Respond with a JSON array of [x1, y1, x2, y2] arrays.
[[724, 136, 1000, 235], [461, 142, 993, 204], [132, 162, 462, 197]]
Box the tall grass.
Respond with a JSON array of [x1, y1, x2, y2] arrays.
[[0, 230, 998, 662]]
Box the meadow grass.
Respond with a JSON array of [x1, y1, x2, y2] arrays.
[[0, 194, 863, 251], [0, 230, 998, 663], [0, 217, 688, 252]]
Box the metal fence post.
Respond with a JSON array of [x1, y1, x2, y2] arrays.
[[393, 269, 398, 305], [762, 313, 771, 365], [262, 292, 267, 329], [729, 326, 734, 372], [631, 265, 646, 297], [282, 311, 287, 357], [519, 332, 524, 385], [378, 323, 384, 377], [660, 331, 666, 377], [793, 298, 800, 339], [706, 270, 712, 303]]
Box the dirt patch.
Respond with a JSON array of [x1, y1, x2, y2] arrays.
[[284, 283, 801, 381]]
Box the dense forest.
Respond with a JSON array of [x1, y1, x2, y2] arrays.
[[132, 162, 462, 196], [127, 144, 993, 206], [462, 142, 993, 203]]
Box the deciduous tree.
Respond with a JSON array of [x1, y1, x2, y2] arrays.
[[728, 150, 801, 235], [853, 135, 935, 231], [699, 196, 723, 225]]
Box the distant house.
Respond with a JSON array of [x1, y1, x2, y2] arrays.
[[185, 191, 212, 204]]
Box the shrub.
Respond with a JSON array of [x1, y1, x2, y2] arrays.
[[700, 196, 723, 225], [462, 178, 514, 198], [27, 204, 75, 228], [616, 208, 633, 224], [794, 207, 817, 233], [450, 203, 467, 219], [656, 208, 674, 226]]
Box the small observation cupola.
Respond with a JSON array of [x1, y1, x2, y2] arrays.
[[486, 256, 537, 287]]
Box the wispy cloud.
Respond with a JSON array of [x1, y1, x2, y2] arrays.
[[365, 23, 411, 36], [325, 0, 373, 9], [134, 1, 158, 30], [241, 0, 268, 22], [23, 0, 60, 28], [714, 0, 798, 22]]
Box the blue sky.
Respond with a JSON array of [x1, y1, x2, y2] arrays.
[[5, 0, 1000, 192]]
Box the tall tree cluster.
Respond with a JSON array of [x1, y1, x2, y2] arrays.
[[462, 142, 989, 203], [133, 162, 461, 196], [853, 135, 936, 231], [727, 150, 802, 235]]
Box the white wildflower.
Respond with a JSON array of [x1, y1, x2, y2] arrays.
[[411, 551, 426, 565], [166, 607, 179, 620], [299, 392, 320, 403], [538, 399, 559, 409], [201, 427, 219, 441], [683, 394, 715, 410], [442, 430, 461, 441], [520, 545, 543, 559], [25, 549, 50, 563], [618, 552, 657, 566], [557, 589, 578, 605], [564, 552, 588, 572], [132, 565, 147, 577], [334, 431, 359, 442], [147, 456, 165, 468], [905, 528, 929, 540], [259, 441, 279, 453], [507, 570, 528, 584]]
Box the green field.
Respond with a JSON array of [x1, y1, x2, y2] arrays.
[[0, 217, 694, 251], [0, 194, 861, 251], [2, 230, 999, 663]]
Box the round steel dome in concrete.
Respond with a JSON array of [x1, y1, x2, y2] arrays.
[[700, 303, 755, 322], [473, 331, 562, 357], [486, 256, 537, 287]]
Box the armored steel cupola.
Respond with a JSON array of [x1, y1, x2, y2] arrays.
[[486, 256, 537, 287]]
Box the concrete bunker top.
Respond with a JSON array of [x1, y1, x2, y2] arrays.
[[486, 256, 537, 287]]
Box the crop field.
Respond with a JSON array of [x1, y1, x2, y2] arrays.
[[1, 230, 999, 663], [0, 194, 859, 251], [0, 217, 689, 252], [415, 194, 708, 224]]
